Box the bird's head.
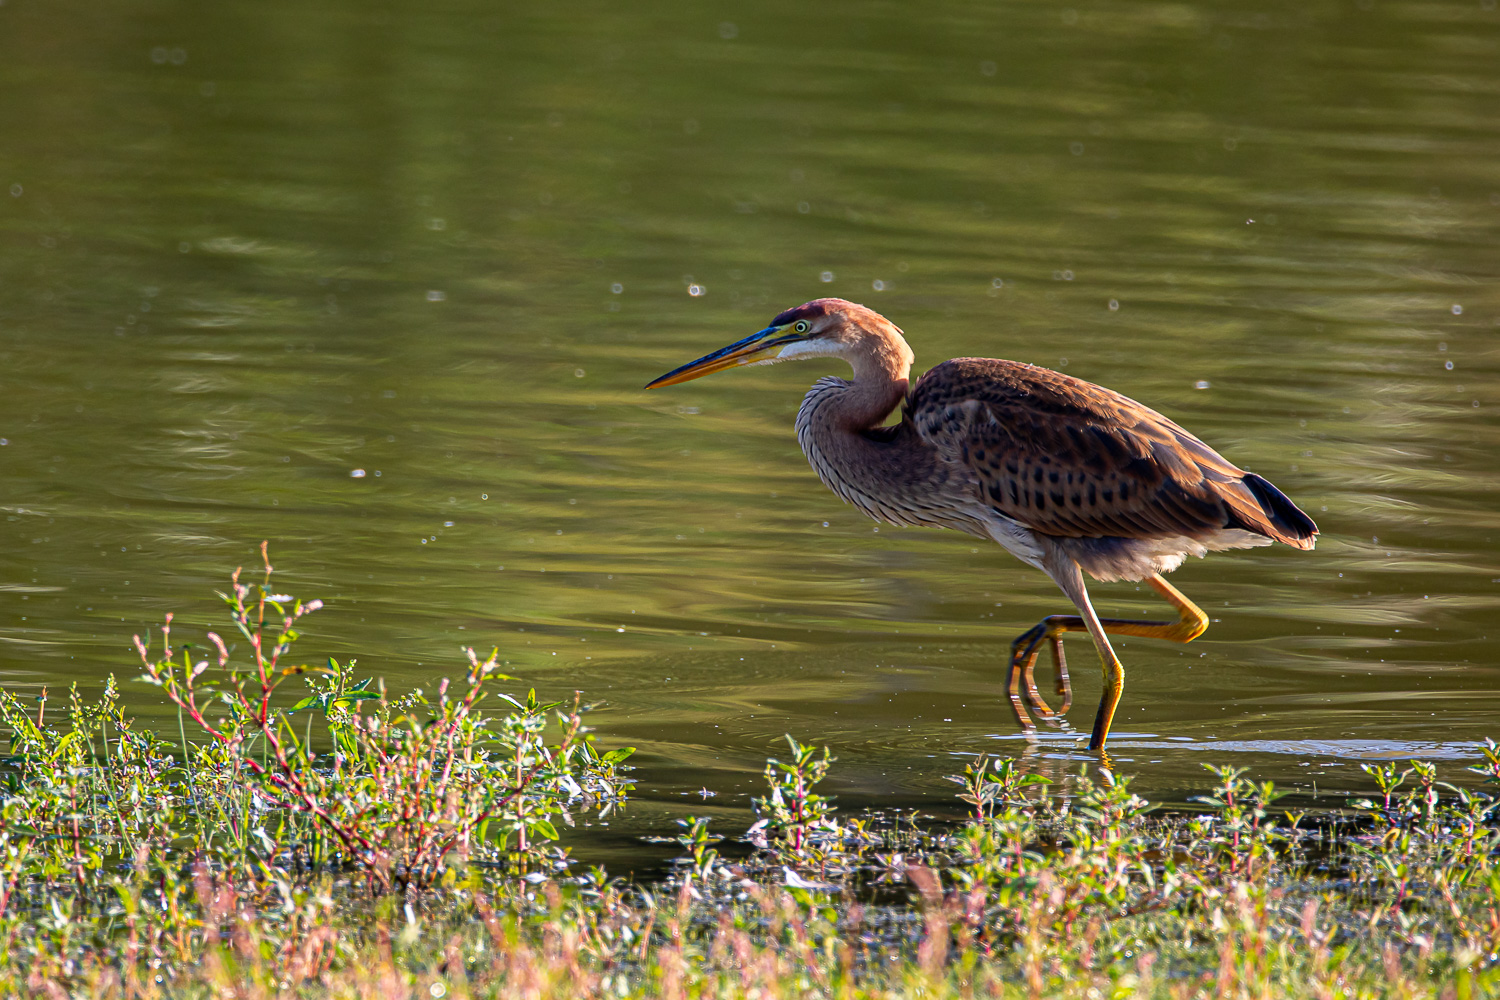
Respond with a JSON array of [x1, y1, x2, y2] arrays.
[[645, 298, 910, 388]]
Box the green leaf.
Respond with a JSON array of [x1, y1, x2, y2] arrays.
[[601, 748, 636, 765], [529, 819, 559, 841]]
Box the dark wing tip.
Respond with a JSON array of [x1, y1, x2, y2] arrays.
[[1239, 472, 1318, 549]]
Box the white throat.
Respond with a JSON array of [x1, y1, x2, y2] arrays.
[[774, 338, 843, 362]]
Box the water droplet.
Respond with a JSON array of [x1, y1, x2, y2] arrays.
[[991, 277, 1004, 289], [1069, 142, 1084, 156], [610, 282, 623, 294], [872, 279, 886, 291], [1445, 360, 1454, 370], [350, 469, 366, 478], [1108, 298, 1119, 311], [687, 284, 704, 296], [1451, 303, 1463, 315], [8, 184, 20, 197], [797, 201, 811, 214], [820, 271, 835, 283], [426, 290, 445, 301], [574, 368, 586, 377], [1194, 380, 1212, 389]]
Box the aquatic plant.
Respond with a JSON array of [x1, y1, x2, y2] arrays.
[[0, 546, 633, 987], [752, 734, 839, 857]]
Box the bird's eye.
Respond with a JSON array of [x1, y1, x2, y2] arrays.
[[794, 321, 809, 333]]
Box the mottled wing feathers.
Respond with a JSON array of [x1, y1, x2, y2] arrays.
[[908, 358, 1316, 548]]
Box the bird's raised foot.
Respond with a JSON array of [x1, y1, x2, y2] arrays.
[[1004, 615, 1075, 733]]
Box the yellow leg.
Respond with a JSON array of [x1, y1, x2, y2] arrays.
[[1003, 575, 1208, 749]]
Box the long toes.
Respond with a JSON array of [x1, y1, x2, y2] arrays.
[[1004, 656, 1037, 734], [1050, 638, 1073, 715], [1023, 681, 1062, 722], [1007, 619, 1067, 735]]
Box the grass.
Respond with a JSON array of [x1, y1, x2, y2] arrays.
[[0, 549, 1496, 999]]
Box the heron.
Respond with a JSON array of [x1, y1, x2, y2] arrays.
[[646, 298, 1317, 751]]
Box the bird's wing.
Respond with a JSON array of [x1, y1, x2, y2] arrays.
[[908, 358, 1303, 544]]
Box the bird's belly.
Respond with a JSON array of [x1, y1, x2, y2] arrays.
[[977, 512, 1049, 572]]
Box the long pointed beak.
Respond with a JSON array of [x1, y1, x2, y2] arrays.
[[645, 327, 798, 388]]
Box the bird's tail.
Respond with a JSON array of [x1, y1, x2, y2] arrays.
[[1229, 473, 1318, 550]]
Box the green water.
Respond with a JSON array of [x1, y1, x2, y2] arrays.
[[2, 0, 1498, 864]]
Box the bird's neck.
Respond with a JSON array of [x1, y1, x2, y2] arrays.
[[794, 328, 919, 519], [829, 326, 914, 430]]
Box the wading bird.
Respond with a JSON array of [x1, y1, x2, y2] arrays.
[[646, 299, 1316, 751]]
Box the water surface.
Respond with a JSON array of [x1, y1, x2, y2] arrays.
[[2, 0, 1498, 868]]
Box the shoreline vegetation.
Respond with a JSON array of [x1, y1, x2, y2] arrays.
[[0, 550, 1496, 998]]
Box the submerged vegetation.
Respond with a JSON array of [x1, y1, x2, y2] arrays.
[[0, 551, 1496, 998]]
